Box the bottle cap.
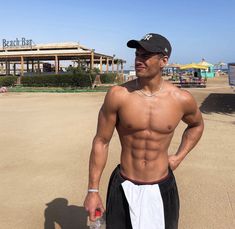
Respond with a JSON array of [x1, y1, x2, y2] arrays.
[[95, 209, 101, 217]]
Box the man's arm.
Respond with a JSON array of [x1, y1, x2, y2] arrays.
[[83, 86, 120, 221], [169, 90, 204, 170]]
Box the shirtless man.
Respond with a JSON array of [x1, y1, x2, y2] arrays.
[[84, 33, 204, 229]]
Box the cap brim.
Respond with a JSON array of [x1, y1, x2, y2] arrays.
[[127, 40, 141, 48], [127, 40, 164, 54]]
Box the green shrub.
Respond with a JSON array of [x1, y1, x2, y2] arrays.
[[0, 76, 17, 86], [21, 73, 94, 88], [100, 73, 117, 84]]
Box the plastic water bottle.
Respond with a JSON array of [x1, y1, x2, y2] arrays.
[[89, 209, 105, 229]]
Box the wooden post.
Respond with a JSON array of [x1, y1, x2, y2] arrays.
[[91, 50, 94, 70], [121, 61, 124, 81], [0, 63, 3, 74], [116, 61, 119, 74], [5, 60, 9, 75], [99, 56, 103, 73], [32, 60, 34, 72], [8, 62, 11, 75], [112, 57, 114, 73], [20, 56, 24, 76], [5, 60, 7, 75], [55, 55, 58, 74], [37, 60, 40, 73], [106, 58, 109, 73], [13, 63, 16, 76], [17, 56, 24, 84], [58, 59, 60, 72], [26, 60, 29, 72]]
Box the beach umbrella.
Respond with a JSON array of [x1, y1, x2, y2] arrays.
[[166, 63, 182, 68], [180, 63, 208, 70], [164, 63, 182, 76], [198, 60, 213, 66], [218, 61, 227, 66], [217, 61, 227, 70]]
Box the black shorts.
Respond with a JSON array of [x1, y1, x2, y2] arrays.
[[106, 165, 179, 229]]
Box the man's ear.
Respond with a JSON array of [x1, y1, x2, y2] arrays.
[[160, 56, 168, 68]]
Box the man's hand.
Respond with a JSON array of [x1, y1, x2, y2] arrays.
[[83, 192, 105, 221], [168, 154, 182, 170]]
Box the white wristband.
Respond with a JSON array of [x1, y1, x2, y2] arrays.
[[88, 189, 99, 193]]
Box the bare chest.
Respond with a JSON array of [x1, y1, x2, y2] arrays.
[[117, 94, 183, 133]]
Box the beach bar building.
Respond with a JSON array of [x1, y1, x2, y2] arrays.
[[197, 59, 215, 78], [0, 38, 125, 82]]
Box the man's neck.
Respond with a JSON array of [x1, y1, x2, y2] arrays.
[[137, 76, 163, 93]]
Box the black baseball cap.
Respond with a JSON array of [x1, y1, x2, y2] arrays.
[[127, 33, 172, 57]]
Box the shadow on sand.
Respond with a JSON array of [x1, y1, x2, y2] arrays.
[[199, 93, 235, 114], [44, 198, 89, 229]]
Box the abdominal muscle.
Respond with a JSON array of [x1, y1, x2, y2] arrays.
[[118, 129, 174, 183]]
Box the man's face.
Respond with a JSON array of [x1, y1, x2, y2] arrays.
[[135, 47, 168, 78]]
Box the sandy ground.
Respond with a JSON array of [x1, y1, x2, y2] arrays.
[[0, 75, 234, 229]]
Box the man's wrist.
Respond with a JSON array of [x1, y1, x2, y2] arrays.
[[176, 153, 187, 162], [88, 188, 99, 193]]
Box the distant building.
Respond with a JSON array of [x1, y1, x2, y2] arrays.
[[197, 59, 215, 78], [0, 38, 125, 83]]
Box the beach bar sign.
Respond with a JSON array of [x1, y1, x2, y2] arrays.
[[2, 37, 33, 49], [228, 63, 235, 86]]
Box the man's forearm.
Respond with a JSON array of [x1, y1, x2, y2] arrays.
[[176, 123, 204, 160], [88, 139, 109, 189]]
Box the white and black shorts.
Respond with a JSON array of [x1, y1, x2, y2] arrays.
[[106, 165, 179, 229]]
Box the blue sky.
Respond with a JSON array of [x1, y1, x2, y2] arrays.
[[1, 0, 234, 69]]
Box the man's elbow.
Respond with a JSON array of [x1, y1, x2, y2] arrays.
[[193, 119, 204, 137], [187, 118, 204, 135], [93, 136, 110, 148]]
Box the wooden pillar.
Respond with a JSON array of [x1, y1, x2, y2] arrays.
[[8, 62, 11, 75], [0, 63, 3, 74], [5, 60, 7, 75], [112, 58, 114, 73], [77, 59, 80, 68], [20, 56, 24, 76], [91, 50, 94, 70], [32, 60, 34, 72], [106, 58, 109, 73], [116, 62, 120, 74], [5, 60, 8, 75], [55, 55, 58, 74], [5, 60, 11, 75], [17, 56, 24, 84], [121, 61, 124, 82], [13, 63, 16, 76], [99, 56, 103, 73], [37, 60, 40, 73], [121, 62, 124, 73], [26, 60, 29, 72]]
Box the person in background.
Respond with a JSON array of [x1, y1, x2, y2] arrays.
[[0, 87, 7, 93]]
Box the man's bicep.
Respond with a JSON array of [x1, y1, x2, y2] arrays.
[[182, 108, 202, 127], [95, 88, 119, 143], [96, 106, 117, 139]]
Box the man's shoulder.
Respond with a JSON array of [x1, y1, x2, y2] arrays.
[[165, 81, 195, 102], [103, 80, 136, 110], [107, 80, 136, 96]]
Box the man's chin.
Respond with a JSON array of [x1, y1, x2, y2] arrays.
[[136, 70, 144, 77], [136, 72, 146, 78]]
